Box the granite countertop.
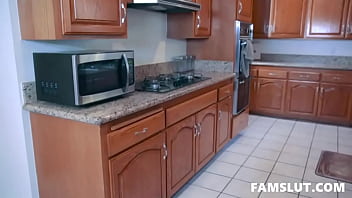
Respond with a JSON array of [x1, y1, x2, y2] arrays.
[[251, 61, 352, 70], [251, 54, 352, 70], [24, 71, 235, 125]]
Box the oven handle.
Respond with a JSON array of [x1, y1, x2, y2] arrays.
[[122, 54, 130, 92]]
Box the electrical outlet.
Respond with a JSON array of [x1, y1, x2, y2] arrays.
[[21, 81, 36, 104]]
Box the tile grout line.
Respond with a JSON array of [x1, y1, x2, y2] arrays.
[[258, 119, 299, 198], [216, 117, 280, 198], [298, 123, 318, 198]]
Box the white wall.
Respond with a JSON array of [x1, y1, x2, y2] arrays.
[[3, 0, 187, 197], [0, 0, 33, 198], [253, 39, 352, 59]]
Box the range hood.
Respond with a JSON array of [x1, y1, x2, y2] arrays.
[[128, 0, 200, 13]]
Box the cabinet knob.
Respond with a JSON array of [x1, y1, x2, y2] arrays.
[[218, 111, 222, 121]]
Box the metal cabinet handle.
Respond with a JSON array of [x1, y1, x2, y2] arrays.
[[135, 128, 148, 135], [197, 123, 202, 136], [333, 76, 341, 80], [194, 124, 198, 137], [196, 15, 201, 29], [239, 80, 245, 84], [121, 3, 127, 24], [268, 72, 276, 76], [238, 1, 243, 14], [218, 111, 222, 121], [163, 144, 168, 160], [299, 74, 310, 78]]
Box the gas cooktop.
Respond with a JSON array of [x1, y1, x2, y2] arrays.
[[136, 71, 211, 93]]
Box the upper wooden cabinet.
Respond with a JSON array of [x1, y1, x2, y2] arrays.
[[167, 0, 212, 39], [305, 0, 349, 38], [236, 0, 254, 23], [18, 0, 128, 40], [253, 0, 307, 38]]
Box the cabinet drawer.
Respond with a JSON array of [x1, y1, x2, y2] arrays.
[[107, 111, 165, 157], [258, 69, 288, 79], [321, 73, 352, 84], [251, 69, 258, 77], [166, 90, 217, 126], [218, 83, 234, 101], [289, 71, 320, 81]]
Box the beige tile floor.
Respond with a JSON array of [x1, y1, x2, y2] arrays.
[[174, 115, 352, 198]]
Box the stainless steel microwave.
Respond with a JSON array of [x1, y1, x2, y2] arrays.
[[33, 50, 135, 106]]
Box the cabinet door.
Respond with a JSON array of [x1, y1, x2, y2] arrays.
[[249, 77, 257, 112], [269, 0, 307, 38], [237, 0, 254, 23], [253, 0, 271, 38], [305, 0, 349, 38], [194, 0, 212, 37], [61, 0, 127, 35], [317, 83, 352, 123], [216, 97, 232, 152], [109, 133, 166, 198], [346, 0, 352, 38], [166, 116, 196, 197], [195, 104, 217, 171], [285, 81, 319, 118], [255, 78, 287, 114]]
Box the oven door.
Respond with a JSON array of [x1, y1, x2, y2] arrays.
[[233, 76, 250, 115], [73, 52, 135, 105]]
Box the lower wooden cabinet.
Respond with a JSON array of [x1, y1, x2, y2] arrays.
[[166, 116, 196, 197], [285, 80, 319, 118], [195, 104, 217, 171], [109, 132, 166, 198], [216, 97, 232, 152], [255, 78, 286, 114], [317, 83, 352, 123], [249, 77, 257, 110], [166, 104, 218, 197], [251, 65, 352, 125]]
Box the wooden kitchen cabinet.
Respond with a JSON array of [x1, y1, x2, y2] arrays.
[[255, 78, 287, 114], [109, 133, 166, 198], [285, 80, 319, 118], [195, 104, 217, 171], [216, 97, 232, 152], [317, 83, 352, 123], [236, 0, 254, 23], [18, 0, 128, 39], [253, 0, 307, 38], [167, 0, 212, 38], [166, 116, 196, 197], [305, 0, 349, 39]]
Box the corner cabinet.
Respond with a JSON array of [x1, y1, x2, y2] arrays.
[[253, 0, 307, 38], [109, 133, 166, 198], [236, 0, 254, 23], [167, 0, 212, 39], [18, 0, 128, 39], [305, 0, 349, 39]]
